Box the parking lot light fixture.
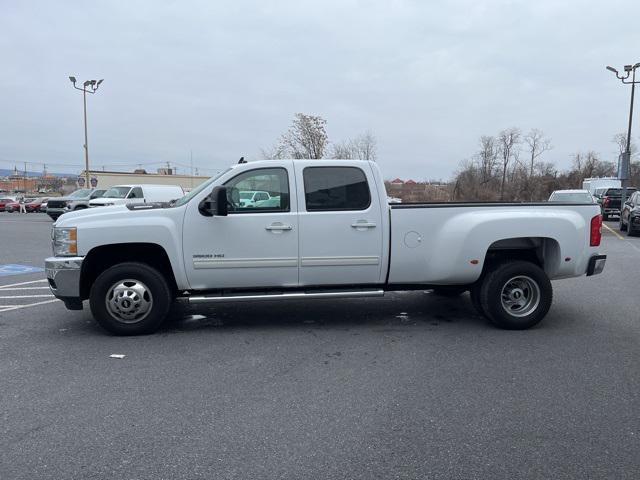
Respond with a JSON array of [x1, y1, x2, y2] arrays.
[[68, 76, 104, 186], [606, 63, 640, 208]]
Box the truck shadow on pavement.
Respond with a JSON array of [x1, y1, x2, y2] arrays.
[[160, 291, 491, 334]]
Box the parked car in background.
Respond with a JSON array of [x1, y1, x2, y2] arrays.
[[26, 197, 48, 212], [600, 187, 638, 220], [0, 197, 17, 211], [253, 196, 281, 208], [548, 189, 596, 203], [88, 184, 184, 207], [46, 189, 106, 220], [619, 191, 640, 236], [4, 199, 22, 212], [238, 190, 271, 207]]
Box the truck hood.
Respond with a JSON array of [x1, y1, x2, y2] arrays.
[[54, 204, 130, 226], [54, 203, 175, 227]]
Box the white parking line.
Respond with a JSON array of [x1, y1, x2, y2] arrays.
[[0, 299, 60, 312], [0, 286, 51, 290], [0, 279, 48, 289], [0, 295, 54, 299], [603, 223, 624, 240]]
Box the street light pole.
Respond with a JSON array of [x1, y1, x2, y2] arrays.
[[69, 76, 104, 187], [606, 63, 640, 209]]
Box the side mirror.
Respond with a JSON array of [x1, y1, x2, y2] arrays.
[[199, 186, 228, 217]]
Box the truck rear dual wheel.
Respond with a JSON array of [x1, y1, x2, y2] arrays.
[[478, 261, 552, 330], [89, 262, 173, 335]]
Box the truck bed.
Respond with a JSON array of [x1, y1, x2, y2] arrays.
[[387, 201, 602, 285]]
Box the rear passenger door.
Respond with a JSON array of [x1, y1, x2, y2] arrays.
[[294, 162, 384, 286]]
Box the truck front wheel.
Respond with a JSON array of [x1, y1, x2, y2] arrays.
[[479, 261, 552, 330], [89, 262, 173, 335]]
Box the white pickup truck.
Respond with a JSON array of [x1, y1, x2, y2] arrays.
[[45, 159, 606, 335]]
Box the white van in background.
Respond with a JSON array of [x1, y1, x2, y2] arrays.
[[88, 184, 184, 207]]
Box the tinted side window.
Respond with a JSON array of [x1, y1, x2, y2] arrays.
[[224, 168, 289, 213], [303, 167, 371, 211]]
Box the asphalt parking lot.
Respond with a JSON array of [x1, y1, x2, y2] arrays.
[[1, 212, 639, 479]]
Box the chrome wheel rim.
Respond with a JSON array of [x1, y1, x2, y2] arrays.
[[105, 279, 153, 323], [500, 275, 540, 317]]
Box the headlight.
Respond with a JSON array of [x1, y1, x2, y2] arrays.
[[52, 227, 78, 256]]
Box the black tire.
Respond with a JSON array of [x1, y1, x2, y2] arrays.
[[603, 213, 609, 221], [431, 285, 468, 297], [620, 217, 627, 231], [89, 262, 173, 335], [479, 260, 552, 330], [627, 222, 637, 237]]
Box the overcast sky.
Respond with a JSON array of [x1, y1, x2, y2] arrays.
[[2, 0, 640, 180]]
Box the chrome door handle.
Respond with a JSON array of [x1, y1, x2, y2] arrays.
[[351, 221, 376, 229], [265, 223, 292, 231]]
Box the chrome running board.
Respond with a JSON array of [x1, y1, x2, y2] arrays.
[[188, 289, 384, 304]]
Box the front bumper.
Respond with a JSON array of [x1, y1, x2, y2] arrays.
[[45, 257, 84, 308], [586, 255, 607, 277], [46, 208, 66, 218]]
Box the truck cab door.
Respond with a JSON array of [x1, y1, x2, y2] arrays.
[[182, 163, 298, 290], [294, 162, 384, 286]]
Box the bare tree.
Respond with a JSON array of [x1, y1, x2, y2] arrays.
[[353, 131, 377, 161], [331, 131, 378, 160], [497, 127, 521, 200], [260, 144, 287, 160], [612, 132, 637, 157], [276, 113, 328, 159], [524, 129, 552, 176], [572, 151, 615, 179], [330, 140, 355, 159], [475, 135, 498, 184]]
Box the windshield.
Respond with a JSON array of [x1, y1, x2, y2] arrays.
[[69, 189, 93, 198], [102, 186, 131, 198], [172, 168, 232, 207], [549, 192, 593, 203], [239, 192, 254, 199]]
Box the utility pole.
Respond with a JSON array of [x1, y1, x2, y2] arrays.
[[68, 76, 104, 186], [606, 63, 640, 209], [24, 162, 27, 192]]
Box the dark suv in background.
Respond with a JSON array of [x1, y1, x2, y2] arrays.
[[600, 187, 637, 220], [619, 191, 640, 236]]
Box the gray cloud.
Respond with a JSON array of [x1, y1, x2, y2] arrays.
[[1, 0, 639, 179]]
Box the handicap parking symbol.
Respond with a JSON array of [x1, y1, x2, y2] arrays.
[[0, 264, 45, 277]]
